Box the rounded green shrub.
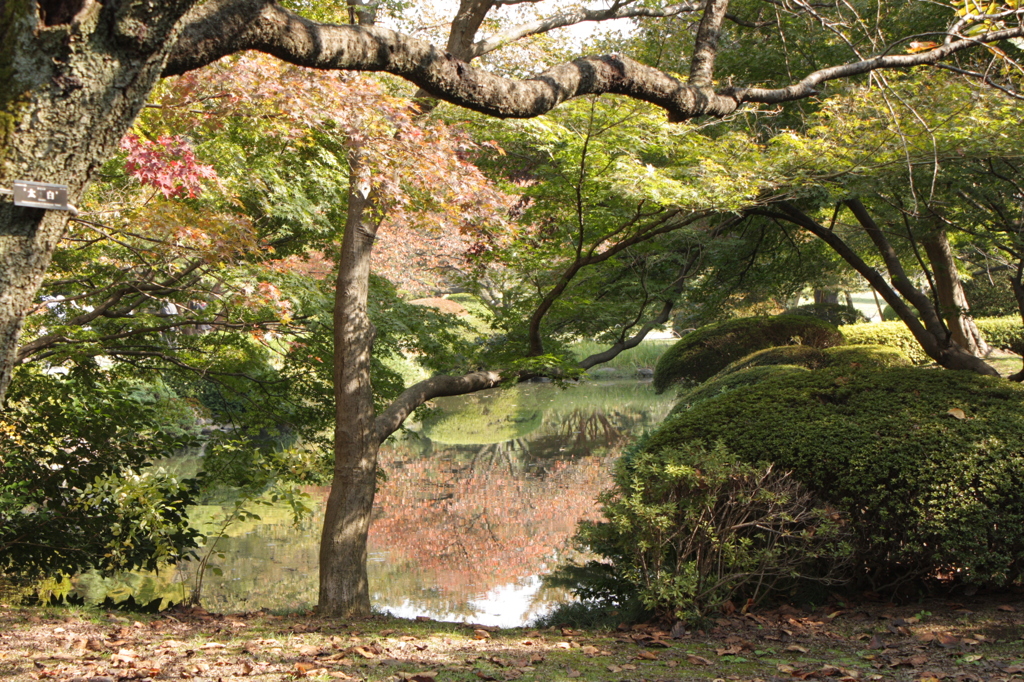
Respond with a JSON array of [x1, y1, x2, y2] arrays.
[[785, 302, 867, 325], [652, 315, 843, 393], [821, 344, 912, 369], [841, 316, 1024, 363], [717, 345, 829, 375], [673, 345, 910, 414], [976, 316, 1024, 356], [673, 364, 811, 413], [645, 366, 1024, 589], [839, 321, 926, 363]]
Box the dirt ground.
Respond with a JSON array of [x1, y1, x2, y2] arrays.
[[1, 592, 1022, 682]]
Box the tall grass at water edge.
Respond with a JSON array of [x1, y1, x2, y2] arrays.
[[570, 339, 674, 377]]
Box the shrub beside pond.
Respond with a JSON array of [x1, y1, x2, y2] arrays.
[[648, 366, 1024, 590], [548, 440, 853, 623], [652, 315, 843, 392]]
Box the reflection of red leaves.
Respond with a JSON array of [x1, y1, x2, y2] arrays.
[[367, 448, 611, 598]]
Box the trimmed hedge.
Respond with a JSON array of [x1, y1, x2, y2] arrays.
[[784, 302, 867, 325], [840, 316, 1024, 364], [839, 321, 925, 362], [646, 366, 1024, 588], [652, 315, 844, 393], [977, 317, 1024, 356], [673, 345, 912, 414]]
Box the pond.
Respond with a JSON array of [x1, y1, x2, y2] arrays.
[[96, 380, 673, 626]]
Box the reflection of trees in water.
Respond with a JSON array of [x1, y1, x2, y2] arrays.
[[181, 383, 674, 619], [369, 447, 615, 615]]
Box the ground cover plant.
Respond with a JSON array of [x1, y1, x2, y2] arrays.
[[1, 597, 1023, 682]]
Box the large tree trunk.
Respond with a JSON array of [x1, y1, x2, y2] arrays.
[[921, 229, 990, 357], [0, 1, 193, 402], [318, 151, 381, 618]]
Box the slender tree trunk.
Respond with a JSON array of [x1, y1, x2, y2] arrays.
[[921, 229, 990, 357], [318, 150, 381, 618]]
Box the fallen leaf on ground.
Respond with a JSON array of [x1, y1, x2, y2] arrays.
[[686, 654, 712, 666]]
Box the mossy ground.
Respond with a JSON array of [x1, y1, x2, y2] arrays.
[[2, 594, 1023, 682]]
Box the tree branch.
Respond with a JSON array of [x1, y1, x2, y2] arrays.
[[689, 0, 731, 87], [374, 370, 503, 443], [166, 1, 1024, 124], [469, 2, 701, 59]]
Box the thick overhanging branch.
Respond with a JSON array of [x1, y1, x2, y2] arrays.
[[166, 1, 1024, 123], [374, 370, 503, 443]]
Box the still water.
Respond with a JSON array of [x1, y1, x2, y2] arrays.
[[171, 381, 672, 625]]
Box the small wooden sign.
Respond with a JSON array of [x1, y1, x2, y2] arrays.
[[13, 180, 71, 210]]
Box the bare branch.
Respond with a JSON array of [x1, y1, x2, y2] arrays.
[[167, 1, 1024, 123]]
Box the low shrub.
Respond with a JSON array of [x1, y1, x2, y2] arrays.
[[549, 441, 852, 623], [977, 316, 1024, 356], [644, 366, 1024, 590], [839, 321, 926, 363], [673, 364, 811, 413], [784, 302, 867, 325], [652, 315, 843, 392], [822, 344, 913, 369], [673, 345, 910, 414], [841, 316, 1024, 363]]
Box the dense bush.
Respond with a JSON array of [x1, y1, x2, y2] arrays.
[[964, 273, 1019, 318], [839, 320, 925, 362], [840, 317, 1024, 363], [647, 366, 1024, 590], [549, 441, 852, 622], [977, 317, 1024, 356], [652, 315, 843, 392], [673, 345, 911, 413], [1, 370, 203, 582], [784, 302, 867, 325]]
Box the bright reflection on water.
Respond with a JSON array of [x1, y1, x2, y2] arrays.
[[176, 380, 674, 625]]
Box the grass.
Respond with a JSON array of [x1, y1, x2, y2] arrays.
[[571, 339, 675, 379]]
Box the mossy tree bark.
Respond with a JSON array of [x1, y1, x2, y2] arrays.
[[0, 0, 197, 401]]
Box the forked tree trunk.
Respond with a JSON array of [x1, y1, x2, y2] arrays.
[[921, 230, 990, 357], [318, 151, 381, 618]]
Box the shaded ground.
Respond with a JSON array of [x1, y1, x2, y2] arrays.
[[2, 593, 1022, 682]]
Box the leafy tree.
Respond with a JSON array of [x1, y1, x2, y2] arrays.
[[0, 368, 202, 581], [4, 0, 1024, 619]]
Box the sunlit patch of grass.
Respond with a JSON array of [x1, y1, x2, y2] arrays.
[[570, 339, 674, 378]]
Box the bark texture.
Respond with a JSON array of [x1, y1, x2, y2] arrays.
[[0, 0, 195, 401], [921, 230, 990, 357], [319, 153, 380, 618]]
